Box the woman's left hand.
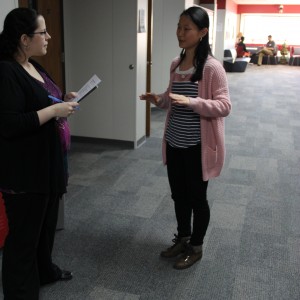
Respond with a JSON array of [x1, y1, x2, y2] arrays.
[[169, 93, 190, 106], [64, 92, 78, 102]]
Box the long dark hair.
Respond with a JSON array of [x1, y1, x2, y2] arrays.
[[0, 7, 39, 61], [176, 6, 212, 82]]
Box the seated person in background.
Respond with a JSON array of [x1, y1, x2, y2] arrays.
[[257, 35, 276, 66], [236, 36, 250, 57], [236, 32, 243, 45]]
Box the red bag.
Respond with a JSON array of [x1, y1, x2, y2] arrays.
[[0, 192, 9, 248]]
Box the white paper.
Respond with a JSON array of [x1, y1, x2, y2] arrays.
[[138, 9, 146, 33], [73, 74, 101, 102]]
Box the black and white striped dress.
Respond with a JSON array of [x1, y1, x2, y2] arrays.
[[165, 67, 200, 148]]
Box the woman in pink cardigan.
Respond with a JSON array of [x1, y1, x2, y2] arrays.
[[140, 6, 231, 269]]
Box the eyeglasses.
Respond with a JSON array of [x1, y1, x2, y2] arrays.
[[31, 30, 48, 36]]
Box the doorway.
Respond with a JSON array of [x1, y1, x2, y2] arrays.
[[18, 0, 65, 92]]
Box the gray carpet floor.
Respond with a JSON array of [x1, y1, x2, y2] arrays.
[[1, 64, 300, 299]]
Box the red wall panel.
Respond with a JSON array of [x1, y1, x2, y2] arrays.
[[238, 5, 300, 14], [226, 0, 238, 13], [217, 0, 226, 10]]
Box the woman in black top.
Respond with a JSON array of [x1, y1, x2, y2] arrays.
[[0, 8, 79, 299], [236, 36, 250, 57]]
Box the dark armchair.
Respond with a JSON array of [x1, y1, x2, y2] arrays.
[[223, 49, 250, 72]]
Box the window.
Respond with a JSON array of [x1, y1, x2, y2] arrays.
[[240, 14, 300, 45]]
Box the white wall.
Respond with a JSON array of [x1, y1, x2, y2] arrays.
[[151, 0, 185, 94], [0, 0, 17, 28], [215, 7, 239, 60], [223, 11, 238, 50], [63, 0, 147, 148], [151, 0, 220, 94], [215, 9, 226, 61]]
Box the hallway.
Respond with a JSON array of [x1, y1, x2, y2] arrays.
[[46, 64, 300, 299], [2, 64, 300, 300]]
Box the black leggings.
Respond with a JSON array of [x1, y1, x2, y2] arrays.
[[166, 143, 210, 246]]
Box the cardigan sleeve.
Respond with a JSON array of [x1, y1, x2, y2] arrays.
[[188, 58, 231, 118], [0, 62, 40, 138]]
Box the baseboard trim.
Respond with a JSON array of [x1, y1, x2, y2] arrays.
[[71, 136, 135, 149]]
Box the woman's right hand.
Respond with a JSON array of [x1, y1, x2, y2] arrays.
[[38, 101, 80, 125], [53, 101, 80, 118], [139, 93, 162, 106]]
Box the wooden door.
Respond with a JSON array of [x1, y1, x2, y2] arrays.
[[18, 0, 65, 92]]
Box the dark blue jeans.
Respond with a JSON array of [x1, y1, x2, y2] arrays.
[[166, 143, 210, 246]]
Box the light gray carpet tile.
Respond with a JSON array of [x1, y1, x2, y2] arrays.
[[210, 202, 246, 230], [89, 287, 140, 300]]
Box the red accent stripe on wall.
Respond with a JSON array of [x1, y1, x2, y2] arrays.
[[238, 5, 300, 14], [226, 0, 238, 13], [217, 0, 226, 10], [212, 1, 300, 14], [217, 0, 237, 13]]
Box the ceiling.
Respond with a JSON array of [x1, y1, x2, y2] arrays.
[[233, 0, 300, 4]]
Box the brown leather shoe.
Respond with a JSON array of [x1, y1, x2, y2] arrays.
[[173, 244, 202, 270], [160, 234, 190, 258]]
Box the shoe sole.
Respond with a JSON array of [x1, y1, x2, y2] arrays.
[[173, 255, 202, 270]]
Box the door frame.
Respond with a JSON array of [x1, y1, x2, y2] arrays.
[[146, 0, 153, 137], [18, 0, 65, 92]]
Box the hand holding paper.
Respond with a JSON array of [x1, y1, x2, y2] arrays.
[[72, 74, 101, 103]]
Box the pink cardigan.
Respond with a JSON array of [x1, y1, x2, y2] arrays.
[[158, 56, 231, 181]]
